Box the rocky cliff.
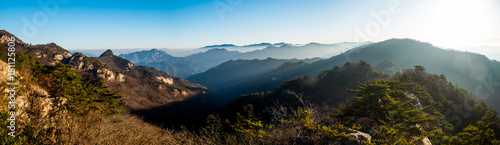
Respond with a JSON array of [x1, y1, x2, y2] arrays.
[[0, 59, 70, 142]]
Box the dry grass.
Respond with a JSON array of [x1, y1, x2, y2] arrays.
[[59, 112, 204, 145]]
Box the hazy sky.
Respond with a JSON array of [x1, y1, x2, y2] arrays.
[[1, 0, 499, 50]]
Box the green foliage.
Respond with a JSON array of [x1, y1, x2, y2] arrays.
[[414, 65, 426, 73], [273, 75, 312, 94], [201, 114, 235, 144], [394, 65, 497, 134], [281, 107, 317, 130], [214, 62, 500, 144], [221, 62, 500, 144], [333, 79, 461, 143], [446, 110, 500, 144], [203, 114, 223, 136], [206, 105, 361, 144], [371, 126, 406, 144], [316, 124, 355, 143], [232, 104, 272, 139], [376, 59, 402, 75], [359, 60, 371, 67], [341, 80, 433, 129], [0, 110, 42, 144]]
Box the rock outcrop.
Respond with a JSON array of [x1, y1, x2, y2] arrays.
[[97, 68, 126, 82], [0, 60, 70, 142]]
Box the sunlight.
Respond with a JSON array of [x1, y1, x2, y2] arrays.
[[423, 0, 494, 46]]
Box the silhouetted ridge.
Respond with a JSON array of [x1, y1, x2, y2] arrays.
[[100, 49, 114, 57]]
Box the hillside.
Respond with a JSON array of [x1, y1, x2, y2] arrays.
[[279, 39, 500, 111], [0, 30, 220, 143], [187, 57, 322, 104], [223, 62, 389, 116], [67, 49, 221, 128], [0, 30, 73, 66], [191, 38, 500, 111], [0, 55, 205, 144], [214, 62, 500, 144], [1, 30, 216, 111]]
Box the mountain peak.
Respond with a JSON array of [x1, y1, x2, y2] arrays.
[[0, 30, 13, 36], [244, 43, 272, 47], [206, 48, 229, 52], [273, 42, 286, 45], [100, 49, 114, 57], [203, 44, 236, 48]]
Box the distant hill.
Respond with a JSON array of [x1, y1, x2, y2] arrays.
[[187, 58, 321, 103], [185, 48, 242, 70], [119, 42, 366, 78], [118, 49, 186, 64], [201, 42, 289, 49], [118, 49, 201, 78], [202, 44, 237, 48], [223, 62, 389, 116], [226, 61, 388, 107], [70, 48, 148, 57], [238, 42, 367, 59]]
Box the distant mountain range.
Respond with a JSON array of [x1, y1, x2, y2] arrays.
[[188, 39, 500, 112], [186, 58, 321, 104], [118, 42, 367, 78], [68, 42, 294, 57], [202, 42, 292, 49]]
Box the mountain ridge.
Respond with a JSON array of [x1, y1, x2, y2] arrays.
[[119, 42, 366, 78], [188, 38, 500, 111]]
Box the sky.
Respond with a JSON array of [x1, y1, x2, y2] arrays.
[[1, 0, 499, 51]]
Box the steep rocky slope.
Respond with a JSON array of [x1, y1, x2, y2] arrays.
[[0, 59, 70, 143], [67, 49, 210, 110], [0, 30, 219, 131]]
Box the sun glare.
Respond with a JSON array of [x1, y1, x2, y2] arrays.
[[424, 0, 494, 46]]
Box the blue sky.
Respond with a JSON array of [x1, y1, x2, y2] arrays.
[[1, 0, 499, 50]]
